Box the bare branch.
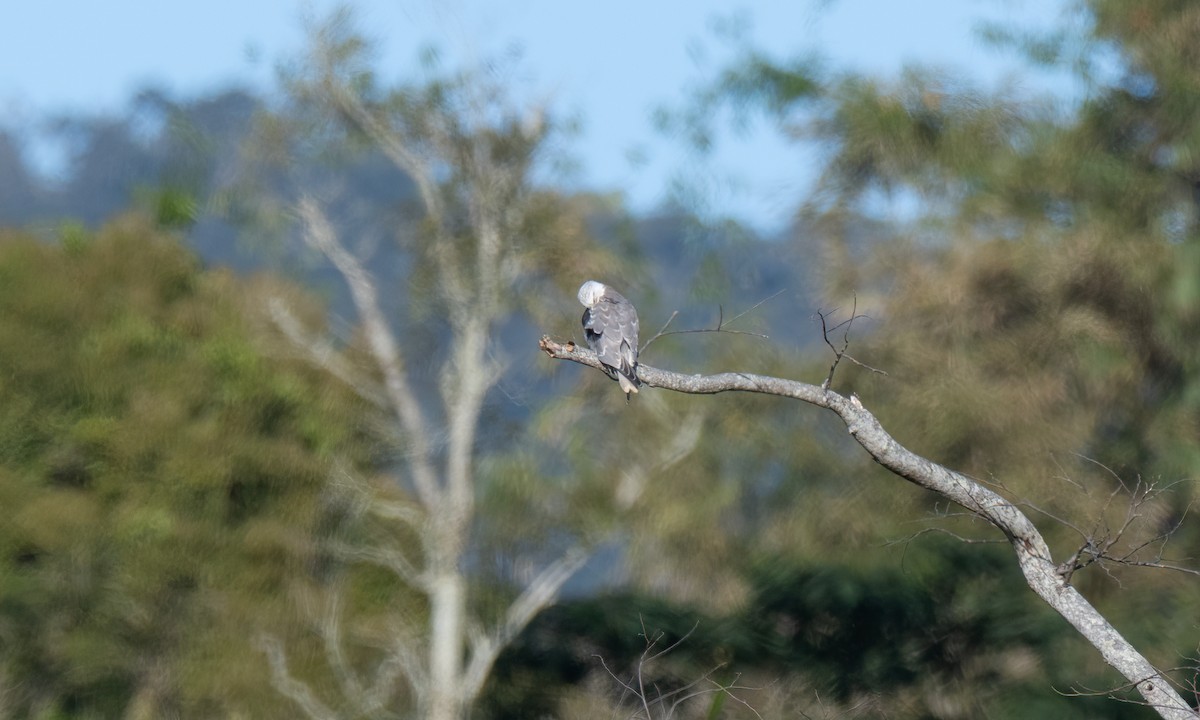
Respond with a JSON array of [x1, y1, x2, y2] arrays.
[[327, 461, 425, 531], [594, 654, 643, 707], [643, 621, 698, 666], [818, 298, 887, 390], [273, 27, 569, 720], [367, 623, 426, 713], [330, 541, 426, 588], [460, 547, 589, 703], [1073, 452, 1135, 494], [539, 334, 1199, 720], [319, 584, 364, 705], [639, 311, 679, 354], [640, 291, 783, 354], [595, 620, 765, 720], [258, 634, 341, 720], [884, 526, 1008, 548], [310, 42, 443, 230], [727, 289, 787, 326], [297, 197, 441, 509], [323, 587, 405, 718], [1053, 672, 1200, 714], [617, 411, 705, 509], [268, 297, 387, 409], [694, 675, 767, 720], [1023, 474, 1200, 582]]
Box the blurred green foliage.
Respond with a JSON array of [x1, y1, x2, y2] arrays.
[[0, 216, 377, 717], [559, 1, 1200, 716], [3, 2, 1200, 719], [485, 538, 1151, 719]]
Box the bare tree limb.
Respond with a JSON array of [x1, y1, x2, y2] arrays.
[[460, 547, 589, 702], [595, 620, 765, 720], [329, 541, 426, 588], [539, 335, 1199, 720], [309, 37, 444, 232], [640, 290, 781, 354], [268, 297, 388, 409], [1020, 476, 1200, 583], [368, 622, 426, 714], [258, 634, 342, 720], [319, 584, 362, 703], [297, 197, 441, 509], [266, 24, 578, 720], [617, 410, 705, 509], [817, 299, 887, 390], [316, 582, 404, 719], [639, 311, 680, 354], [884, 526, 1008, 549]]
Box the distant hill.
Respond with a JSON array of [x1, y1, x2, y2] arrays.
[[0, 86, 832, 356]]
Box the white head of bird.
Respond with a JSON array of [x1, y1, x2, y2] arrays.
[[577, 280, 606, 307]]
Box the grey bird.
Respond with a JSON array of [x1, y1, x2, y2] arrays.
[[578, 280, 641, 397]]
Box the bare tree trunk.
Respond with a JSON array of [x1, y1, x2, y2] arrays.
[[265, 200, 588, 720], [539, 336, 1199, 720], [256, 32, 592, 715], [427, 565, 466, 720]]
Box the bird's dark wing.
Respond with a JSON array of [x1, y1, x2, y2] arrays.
[[582, 307, 603, 349]]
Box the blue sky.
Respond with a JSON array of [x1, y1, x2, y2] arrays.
[[0, 1, 1072, 231]]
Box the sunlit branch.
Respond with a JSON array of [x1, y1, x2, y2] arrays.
[[539, 334, 1199, 720]]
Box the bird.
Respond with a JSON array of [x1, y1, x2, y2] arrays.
[[577, 280, 641, 397]]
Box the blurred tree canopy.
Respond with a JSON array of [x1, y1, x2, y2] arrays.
[[1, 2, 1199, 719], [0, 215, 378, 718], [697, 2, 1200, 491], [619, 0, 1200, 715]]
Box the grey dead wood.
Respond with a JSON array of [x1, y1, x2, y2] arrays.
[[539, 335, 1198, 720]]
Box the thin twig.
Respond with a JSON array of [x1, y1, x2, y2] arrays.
[[1022, 473, 1200, 582], [818, 296, 887, 390], [595, 619, 764, 720], [639, 311, 680, 354], [884, 526, 1008, 548], [640, 290, 784, 354]]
